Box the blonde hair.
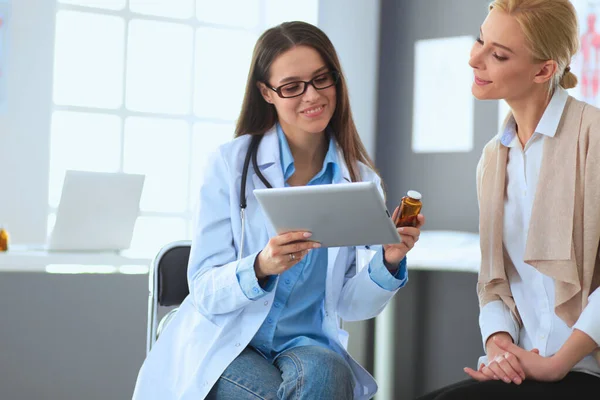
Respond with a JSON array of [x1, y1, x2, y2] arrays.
[[488, 0, 579, 92]]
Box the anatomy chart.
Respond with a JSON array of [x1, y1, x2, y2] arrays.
[[571, 1, 600, 105]]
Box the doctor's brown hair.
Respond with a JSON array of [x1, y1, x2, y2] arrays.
[[234, 21, 378, 184]]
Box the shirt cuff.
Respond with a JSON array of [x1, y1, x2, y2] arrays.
[[367, 245, 408, 291], [479, 300, 520, 352], [236, 251, 276, 300], [573, 287, 600, 347]]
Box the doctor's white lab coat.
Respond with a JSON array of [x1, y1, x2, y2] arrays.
[[132, 126, 403, 400]]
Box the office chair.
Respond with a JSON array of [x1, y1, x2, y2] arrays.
[[146, 240, 191, 354]]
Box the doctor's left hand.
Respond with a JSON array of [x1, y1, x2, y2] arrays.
[[383, 210, 425, 266]]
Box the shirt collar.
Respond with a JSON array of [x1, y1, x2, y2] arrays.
[[276, 123, 295, 178], [500, 86, 569, 147], [276, 123, 340, 181]]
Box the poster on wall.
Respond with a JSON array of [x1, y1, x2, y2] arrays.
[[0, 0, 9, 114], [570, 0, 600, 105], [412, 36, 475, 153]]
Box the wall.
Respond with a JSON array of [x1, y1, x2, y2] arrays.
[[0, 0, 54, 244], [319, 0, 381, 159]]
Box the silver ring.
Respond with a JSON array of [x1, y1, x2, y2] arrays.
[[289, 253, 295, 261]]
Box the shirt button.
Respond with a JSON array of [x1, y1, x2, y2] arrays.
[[235, 342, 241, 347], [274, 303, 280, 308], [253, 287, 259, 294], [267, 318, 273, 324], [264, 300, 269, 306], [285, 279, 291, 284]]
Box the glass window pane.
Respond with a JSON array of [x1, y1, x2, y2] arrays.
[[264, 0, 319, 27], [123, 117, 190, 212], [194, 28, 256, 120], [129, 216, 188, 255], [58, 0, 126, 10], [190, 122, 234, 206], [126, 20, 194, 115], [196, 0, 260, 28], [129, 0, 194, 19], [49, 111, 122, 208], [53, 11, 125, 108]]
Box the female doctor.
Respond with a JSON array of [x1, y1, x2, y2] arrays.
[[133, 21, 424, 400]]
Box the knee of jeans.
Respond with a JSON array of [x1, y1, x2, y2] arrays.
[[305, 349, 354, 387]]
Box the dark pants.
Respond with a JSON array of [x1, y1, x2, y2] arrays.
[[416, 372, 600, 400]]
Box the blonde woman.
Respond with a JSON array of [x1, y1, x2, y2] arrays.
[[418, 1, 600, 398]]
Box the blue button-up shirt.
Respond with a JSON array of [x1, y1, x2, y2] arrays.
[[236, 124, 407, 360]]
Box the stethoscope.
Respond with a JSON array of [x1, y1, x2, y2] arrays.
[[238, 134, 271, 260]]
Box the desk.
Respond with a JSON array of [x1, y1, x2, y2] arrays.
[[406, 230, 480, 273], [0, 246, 152, 273], [0, 231, 480, 273], [374, 230, 481, 400]]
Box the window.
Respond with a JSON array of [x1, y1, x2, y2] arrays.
[[50, 0, 318, 255]]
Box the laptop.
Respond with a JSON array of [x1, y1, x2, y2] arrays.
[[47, 170, 145, 252]]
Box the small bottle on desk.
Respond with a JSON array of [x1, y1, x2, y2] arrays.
[[0, 225, 9, 252], [394, 190, 422, 228]]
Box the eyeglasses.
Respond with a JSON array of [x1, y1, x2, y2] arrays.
[[266, 71, 340, 99]]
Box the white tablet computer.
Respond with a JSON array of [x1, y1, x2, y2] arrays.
[[253, 181, 401, 248]]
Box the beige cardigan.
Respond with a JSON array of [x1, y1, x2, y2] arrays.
[[476, 96, 600, 366]]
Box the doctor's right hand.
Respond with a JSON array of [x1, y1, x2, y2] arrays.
[[254, 231, 321, 279]]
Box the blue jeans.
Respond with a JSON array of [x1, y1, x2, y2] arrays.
[[206, 345, 355, 400]]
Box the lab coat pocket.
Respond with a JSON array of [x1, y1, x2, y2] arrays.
[[356, 246, 377, 273], [139, 301, 225, 392], [189, 313, 223, 353], [338, 328, 350, 350], [166, 302, 224, 365], [208, 308, 242, 328]]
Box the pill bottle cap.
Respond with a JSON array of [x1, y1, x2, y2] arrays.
[[406, 190, 422, 200]]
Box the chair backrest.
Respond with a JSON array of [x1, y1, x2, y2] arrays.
[[156, 241, 191, 306], [147, 240, 191, 354]]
